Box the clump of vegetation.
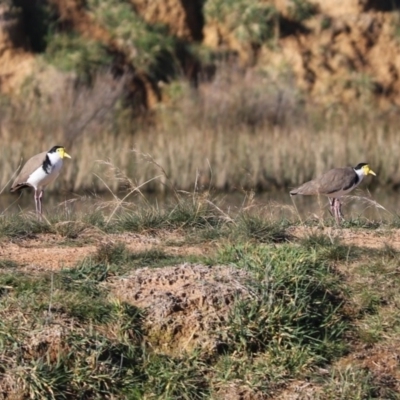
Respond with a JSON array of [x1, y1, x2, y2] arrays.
[[0, 259, 18, 269], [44, 33, 112, 83], [94, 241, 130, 265], [205, 0, 279, 44], [288, 0, 319, 22], [319, 365, 392, 399], [143, 353, 210, 399], [114, 193, 226, 232], [236, 213, 291, 243], [217, 244, 348, 358], [86, 0, 177, 79], [300, 233, 359, 262], [0, 213, 51, 238]]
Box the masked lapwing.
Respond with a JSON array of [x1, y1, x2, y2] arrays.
[[290, 163, 376, 224], [10, 146, 71, 216]]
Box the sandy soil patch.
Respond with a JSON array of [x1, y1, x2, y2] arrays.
[[289, 226, 400, 250], [0, 231, 210, 272]]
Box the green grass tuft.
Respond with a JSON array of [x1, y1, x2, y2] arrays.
[[237, 214, 291, 243], [0, 214, 51, 238], [300, 233, 359, 262], [143, 353, 210, 399], [0, 259, 18, 269], [319, 365, 398, 399], [94, 241, 130, 265], [218, 244, 349, 364]]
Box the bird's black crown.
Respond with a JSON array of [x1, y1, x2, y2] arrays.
[[354, 163, 368, 170], [48, 146, 63, 153]]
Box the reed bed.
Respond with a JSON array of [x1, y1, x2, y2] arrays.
[[0, 67, 399, 194]]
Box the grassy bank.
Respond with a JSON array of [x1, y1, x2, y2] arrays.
[[0, 195, 399, 398], [1, 67, 399, 195]]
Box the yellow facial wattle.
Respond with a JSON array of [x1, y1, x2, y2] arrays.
[[58, 147, 71, 159]]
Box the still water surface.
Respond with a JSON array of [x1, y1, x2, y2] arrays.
[[1, 186, 397, 222]]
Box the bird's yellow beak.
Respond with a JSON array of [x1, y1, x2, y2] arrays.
[[61, 148, 71, 159], [362, 164, 376, 176]]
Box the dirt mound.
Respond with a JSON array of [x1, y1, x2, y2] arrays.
[[108, 263, 250, 354]]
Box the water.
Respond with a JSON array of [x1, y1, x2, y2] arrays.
[[1, 187, 396, 221]]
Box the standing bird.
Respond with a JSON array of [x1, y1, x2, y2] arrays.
[[290, 163, 376, 224], [10, 146, 71, 216]]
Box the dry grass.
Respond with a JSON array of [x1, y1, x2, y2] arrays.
[[0, 65, 399, 195]]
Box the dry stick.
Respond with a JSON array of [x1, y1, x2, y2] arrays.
[[131, 149, 181, 202], [205, 199, 236, 225], [0, 159, 21, 196], [345, 194, 392, 215], [206, 158, 213, 192], [105, 175, 164, 225], [2, 192, 23, 216], [96, 160, 145, 204], [194, 168, 200, 193], [230, 188, 255, 214], [93, 172, 164, 225], [41, 212, 52, 225], [290, 194, 303, 225], [316, 193, 328, 228], [96, 159, 156, 209], [132, 150, 170, 180], [96, 159, 136, 187], [47, 272, 54, 324], [93, 173, 120, 203], [1, 160, 25, 215]]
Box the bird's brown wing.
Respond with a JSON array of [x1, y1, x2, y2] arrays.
[[10, 151, 47, 192], [290, 167, 357, 195]]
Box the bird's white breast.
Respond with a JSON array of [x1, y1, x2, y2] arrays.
[[27, 158, 63, 190]]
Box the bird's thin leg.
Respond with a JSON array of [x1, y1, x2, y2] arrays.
[[328, 198, 335, 216], [337, 199, 344, 220], [34, 189, 39, 215], [334, 198, 344, 225], [329, 198, 339, 225], [335, 201, 340, 225], [38, 190, 44, 216]]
